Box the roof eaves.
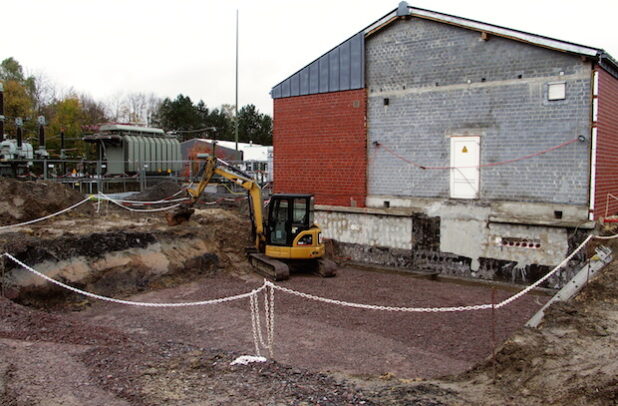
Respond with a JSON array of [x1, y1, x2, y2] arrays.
[[406, 6, 601, 57], [598, 52, 618, 78]]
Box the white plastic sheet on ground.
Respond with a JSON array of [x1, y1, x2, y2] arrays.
[[230, 355, 267, 366]]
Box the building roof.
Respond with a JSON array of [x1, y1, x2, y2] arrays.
[[185, 139, 272, 161], [271, 1, 618, 99], [98, 124, 165, 135]]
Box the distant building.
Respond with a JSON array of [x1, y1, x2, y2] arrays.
[[84, 124, 182, 175], [180, 138, 272, 184]]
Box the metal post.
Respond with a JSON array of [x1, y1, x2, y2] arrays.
[[61, 131, 66, 175], [96, 160, 101, 194], [0, 82, 4, 141], [491, 287, 497, 383], [235, 9, 239, 152]]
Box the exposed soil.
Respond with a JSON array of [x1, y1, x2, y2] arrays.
[[129, 181, 183, 201], [0, 178, 91, 224], [431, 253, 618, 406], [0, 191, 616, 405], [0, 202, 253, 308]]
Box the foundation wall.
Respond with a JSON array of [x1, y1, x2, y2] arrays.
[[317, 199, 591, 288]]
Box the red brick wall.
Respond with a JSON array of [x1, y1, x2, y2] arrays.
[[594, 67, 618, 219], [273, 89, 367, 207]]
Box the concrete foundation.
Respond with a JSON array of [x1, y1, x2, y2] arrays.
[[316, 197, 593, 288]]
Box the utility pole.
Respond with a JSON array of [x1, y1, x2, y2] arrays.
[[0, 83, 4, 141], [235, 9, 239, 152]]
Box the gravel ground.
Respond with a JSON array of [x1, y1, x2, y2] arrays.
[[0, 265, 546, 405], [73, 267, 546, 380]]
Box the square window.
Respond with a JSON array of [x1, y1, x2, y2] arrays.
[[548, 82, 566, 100]]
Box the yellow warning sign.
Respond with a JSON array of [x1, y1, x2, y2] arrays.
[[462, 146, 468, 153]]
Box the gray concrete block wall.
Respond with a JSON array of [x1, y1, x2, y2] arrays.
[[366, 18, 592, 205]]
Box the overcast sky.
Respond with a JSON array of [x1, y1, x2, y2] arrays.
[[3, 0, 617, 117]]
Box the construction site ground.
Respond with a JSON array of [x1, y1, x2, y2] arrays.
[[0, 181, 616, 405]]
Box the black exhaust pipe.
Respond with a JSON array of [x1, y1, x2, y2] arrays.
[[38, 116, 45, 148], [16, 118, 22, 148]]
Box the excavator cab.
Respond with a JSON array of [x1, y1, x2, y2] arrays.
[[266, 194, 314, 246], [255, 193, 335, 279]]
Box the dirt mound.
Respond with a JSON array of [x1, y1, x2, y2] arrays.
[[0, 178, 90, 225], [131, 181, 183, 201], [440, 258, 618, 405]]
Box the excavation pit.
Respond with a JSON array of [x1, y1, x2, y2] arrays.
[[0, 194, 615, 405]]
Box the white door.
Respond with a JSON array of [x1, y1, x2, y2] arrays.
[[450, 136, 480, 199]]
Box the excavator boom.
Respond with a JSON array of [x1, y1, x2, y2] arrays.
[[167, 152, 335, 280], [167, 155, 265, 250]]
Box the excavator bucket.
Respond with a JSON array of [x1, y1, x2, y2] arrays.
[[166, 206, 195, 226]]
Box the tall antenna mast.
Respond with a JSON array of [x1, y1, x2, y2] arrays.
[[235, 9, 239, 152]]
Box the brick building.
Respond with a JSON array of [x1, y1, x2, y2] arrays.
[[270, 2, 618, 287]]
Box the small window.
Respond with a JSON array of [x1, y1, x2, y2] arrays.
[[293, 198, 308, 225], [548, 82, 566, 101]]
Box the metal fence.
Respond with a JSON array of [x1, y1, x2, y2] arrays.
[[0, 158, 271, 194]]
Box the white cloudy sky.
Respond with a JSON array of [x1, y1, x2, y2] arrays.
[[3, 0, 617, 116]]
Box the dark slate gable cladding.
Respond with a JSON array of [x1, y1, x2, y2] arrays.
[[271, 32, 365, 99]]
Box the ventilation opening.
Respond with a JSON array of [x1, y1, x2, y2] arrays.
[[383, 98, 390, 106], [383, 201, 390, 208], [554, 210, 563, 219], [500, 237, 541, 249]]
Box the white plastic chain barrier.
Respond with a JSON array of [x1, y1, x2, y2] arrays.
[[96, 192, 188, 205], [266, 281, 492, 312], [250, 284, 275, 357], [266, 233, 616, 312], [98, 193, 185, 213], [3, 231, 617, 362], [2, 253, 266, 307], [0, 196, 94, 231], [496, 234, 594, 308], [4, 232, 618, 312]]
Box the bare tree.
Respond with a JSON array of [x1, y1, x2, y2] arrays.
[[105, 91, 129, 123], [145, 93, 162, 126], [26, 70, 57, 114]]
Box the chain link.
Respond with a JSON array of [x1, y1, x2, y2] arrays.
[[249, 284, 275, 358], [0, 196, 94, 231], [249, 293, 262, 357], [496, 234, 594, 308], [3, 253, 266, 307], [100, 194, 184, 213], [266, 281, 492, 313]]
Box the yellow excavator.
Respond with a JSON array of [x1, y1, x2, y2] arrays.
[[167, 153, 336, 281]]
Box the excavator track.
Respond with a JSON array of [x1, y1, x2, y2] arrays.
[[248, 253, 290, 281], [316, 258, 337, 278]]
